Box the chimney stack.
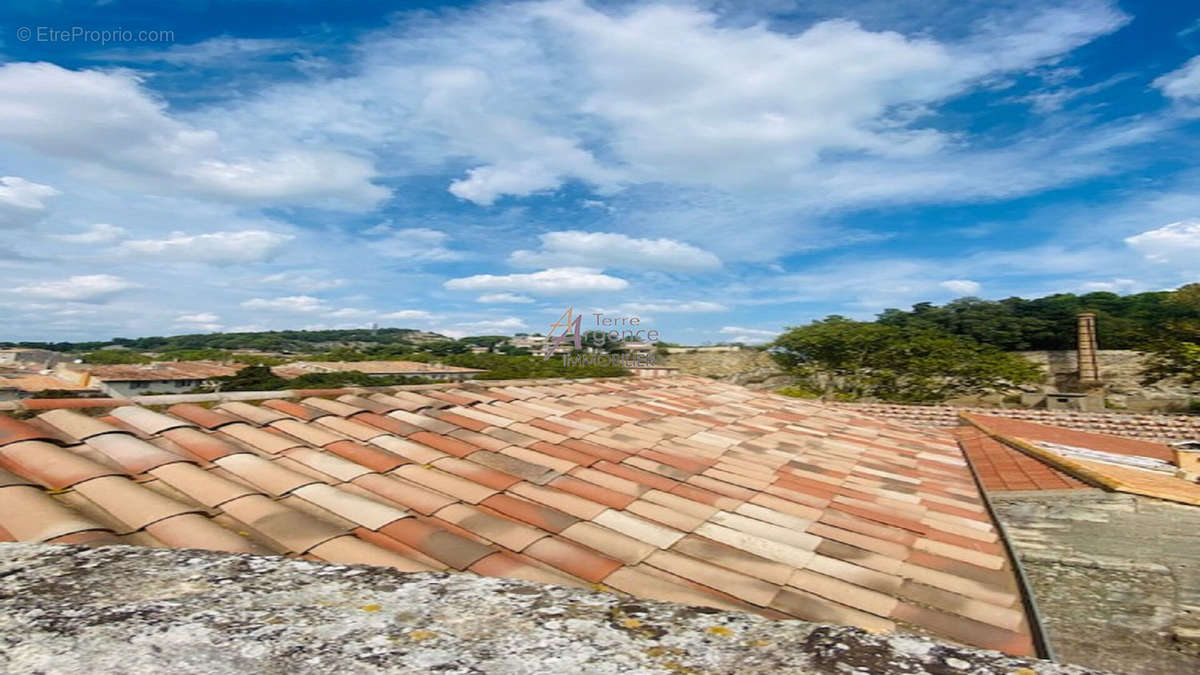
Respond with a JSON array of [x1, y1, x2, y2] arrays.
[[1077, 312, 1100, 385]]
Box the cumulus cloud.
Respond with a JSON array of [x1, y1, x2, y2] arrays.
[[369, 227, 462, 262], [939, 279, 982, 295], [174, 312, 222, 331], [1124, 221, 1200, 265], [378, 309, 435, 320], [118, 230, 294, 264], [50, 223, 128, 244], [0, 62, 388, 210], [14, 274, 137, 301], [453, 317, 528, 332], [510, 231, 721, 272], [619, 301, 727, 313], [718, 326, 778, 344], [1079, 278, 1140, 292], [0, 176, 59, 228], [477, 293, 535, 303], [259, 271, 348, 292], [1154, 55, 1200, 101], [240, 295, 326, 312], [445, 267, 628, 294]]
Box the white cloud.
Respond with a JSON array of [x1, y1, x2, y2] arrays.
[[378, 309, 435, 320], [1079, 278, 1139, 292], [939, 279, 982, 295], [50, 223, 128, 244], [369, 227, 462, 262], [118, 230, 294, 264], [445, 267, 629, 294], [174, 312, 222, 331], [14, 274, 137, 301], [241, 295, 326, 312], [0, 176, 59, 228], [176, 312, 220, 323], [477, 293, 535, 304], [718, 326, 778, 344], [619, 301, 727, 313], [259, 271, 348, 291], [0, 62, 388, 210], [1124, 221, 1200, 265], [99, 37, 302, 66], [1154, 56, 1200, 101], [454, 317, 528, 332], [510, 231, 721, 272]]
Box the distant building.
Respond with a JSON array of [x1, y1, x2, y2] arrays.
[[56, 361, 239, 397], [506, 335, 549, 354], [0, 348, 72, 368], [0, 373, 99, 398], [273, 360, 485, 382]]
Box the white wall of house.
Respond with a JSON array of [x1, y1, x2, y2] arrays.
[[98, 379, 215, 397]]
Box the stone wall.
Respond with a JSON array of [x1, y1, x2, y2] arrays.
[[656, 349, 794, 390], [991, 490, 1200, 674], [1017, 350, 1196, 410], [0, 543, 1102, 674]]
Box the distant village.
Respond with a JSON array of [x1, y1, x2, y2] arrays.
[[0, 336, 741, 400]]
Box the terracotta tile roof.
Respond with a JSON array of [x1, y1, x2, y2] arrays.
[[0, 376, 1038, 655], [0, 374, 96, 392], [954, 426, 1090, 492], [960, 413, 1175, 462], [828, 401, 1200, 444], [72, 361, 239, 381], [964, 413, 1200, 506]]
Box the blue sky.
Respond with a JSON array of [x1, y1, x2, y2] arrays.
[[1, 0, 1198, 344]]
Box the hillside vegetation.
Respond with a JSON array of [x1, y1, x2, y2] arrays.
[[773, 283, 1200, 402]]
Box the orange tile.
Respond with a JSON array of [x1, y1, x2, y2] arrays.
[[309, 534, 434, 572], [0, 440, 120, 489], [481, 493, 579, 533], [469, 550, 587, 588], [378, 517, 494, 570], [434, 503, 547, 551], [352, 412, 423, 437], [644, 550, 779, 606], [352, 473, 457, 515], [671, 534, 792, 585], [508, 482, 609, 520], [409, 431, 479, 458], [770, 587, 894, 633], [432, 456, 521, 491], [891, 601, 1034, 656], [549, 475, 636, 509], [523, 536, 624, 583], [160, 428, 243, 462], [325, 440, 408, 473], [167, 404, 238, 430], [391, 464, 497, 504], [144, 513, 266, 554], [0, 485, 109, 541]]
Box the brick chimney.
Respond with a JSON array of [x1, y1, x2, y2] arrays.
[[1077, 312, 1100, 385]]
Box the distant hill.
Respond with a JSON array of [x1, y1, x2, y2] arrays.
[[0, 328, 452, 354]]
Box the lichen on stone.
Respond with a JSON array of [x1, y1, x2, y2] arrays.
[[0, 543, 1110, 674]]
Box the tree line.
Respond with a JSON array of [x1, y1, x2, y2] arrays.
[[772, 284, 1200, 402]]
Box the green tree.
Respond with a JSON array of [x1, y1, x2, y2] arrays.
[[772, 317, 1042, 402]]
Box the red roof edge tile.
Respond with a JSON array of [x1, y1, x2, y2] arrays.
[[20, 398, 131, 410]]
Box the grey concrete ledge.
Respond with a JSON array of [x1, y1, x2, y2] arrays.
[[0, 543, 1108, 675]]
